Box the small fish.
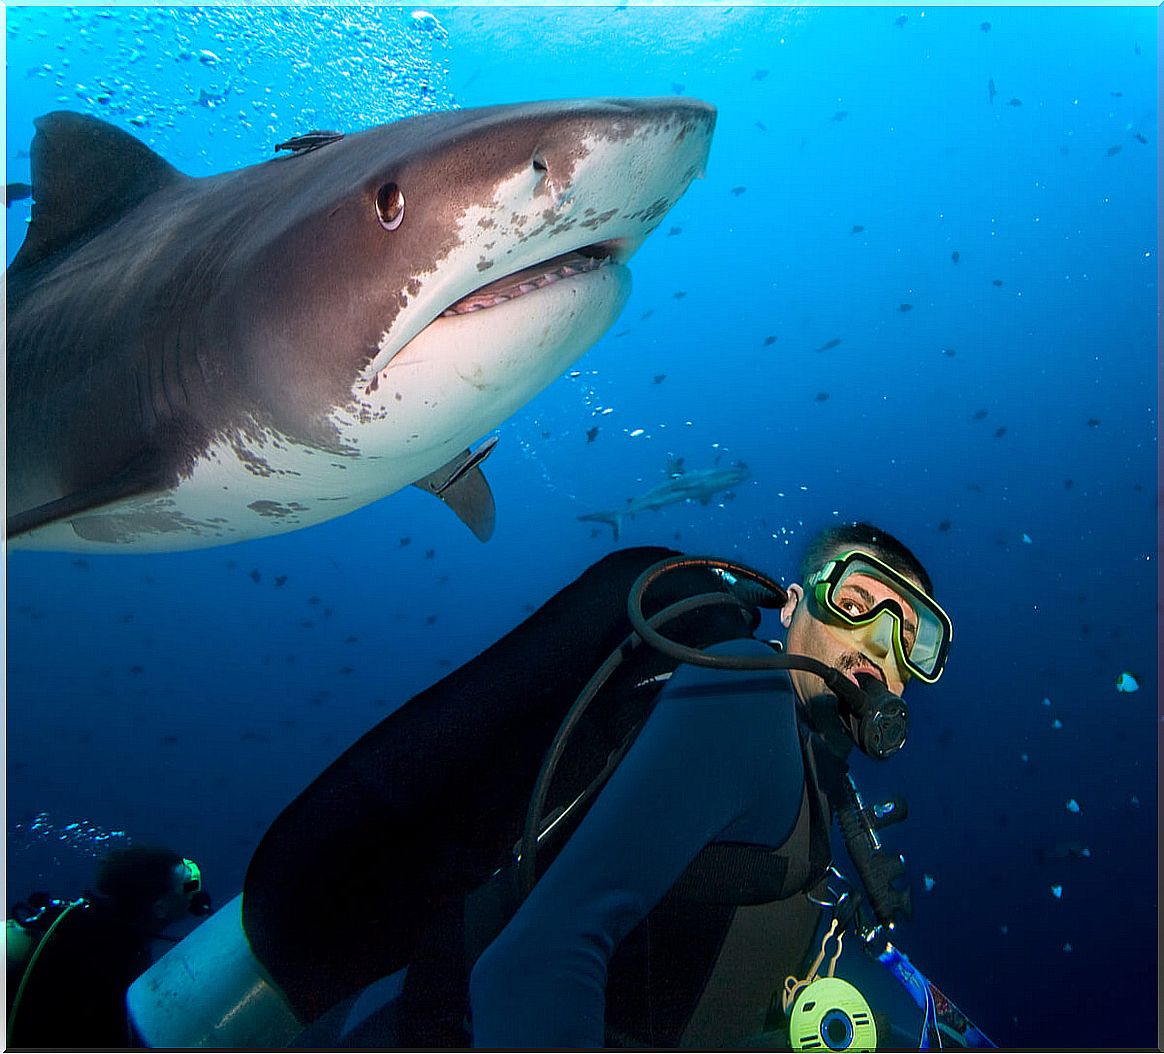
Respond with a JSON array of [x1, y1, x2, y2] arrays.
[[980, 21, 991, 32], [831, 110, 848, 122], [653, 374, 666, 385], [586, 427, 599, 444], [898, 303, 913, 313], [753, 69, 769, 81], [430, 434, 499, 495], [730, 186, 747, 196], [399, 536, 411, 547], [274, 574, 287, 587], [894, 14, 908, 27], [942, 347, 956, 357], [1115, 671, 1139, 693], [1036, 842, 1091, 865], [6, 181, 33, 207], [951, 250, 960, 263], [1110, 91, 1123, 98], [274, 130, 345, 155], [992, 426, 1006, 438], [1133, 132, 1148, 145], [424, 549, 435, 559], [988, 79, 997, 105], [992, 279, 1004, 287], [1105, 144, 1122, 157], [1086, 418, 1101, 428], [673, 290, 688, 299], [671, 83, 686, 95], [972, 409, 988, 420], [249, 569, 261, 584], [763, 335, 778, 347], [667, 226, 682, 236], [937, 520, 951, 532], [851, 224, 865, 233], [425, 614, 438, 625], [1063, 479, 1074, 488], [640, 309, 654, 321], [1007, 97, 1023, 107], [755, 121, 767, 132], [815, 392, 830, 403], [816, 337, 842, 352]]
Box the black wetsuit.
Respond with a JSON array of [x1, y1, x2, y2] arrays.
[[7, 901, 151, 1048], [469, 638, 805, 1047]]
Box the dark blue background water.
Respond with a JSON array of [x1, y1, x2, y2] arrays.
[[5, 6, 1159, 1048]]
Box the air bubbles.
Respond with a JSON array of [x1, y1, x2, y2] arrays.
[[9, 812, 131, 859]]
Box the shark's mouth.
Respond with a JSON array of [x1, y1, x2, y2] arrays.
[[439, 242, 620, 318]]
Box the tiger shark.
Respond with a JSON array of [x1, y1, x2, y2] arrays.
[[6, 98, 716, 551]]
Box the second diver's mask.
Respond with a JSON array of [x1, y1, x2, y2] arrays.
[[180, 858, 213, 917]]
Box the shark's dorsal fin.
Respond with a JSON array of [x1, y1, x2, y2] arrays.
[[412, 446, 497, 542], [10, 111, 186, 275]]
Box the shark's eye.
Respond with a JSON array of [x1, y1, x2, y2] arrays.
[[376, 183, 405, 231]]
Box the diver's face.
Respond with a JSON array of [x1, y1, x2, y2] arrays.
[[781, 563, 920, 700]]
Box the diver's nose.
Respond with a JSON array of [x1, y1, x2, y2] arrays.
[[856, 611, 896, 661]]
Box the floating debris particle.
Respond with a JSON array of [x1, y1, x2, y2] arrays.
[[1115, 671, 1139, 693], [1050, 885, 1063, 899], [1065, 798, 1081, 814], [923, 873, 935, 892]]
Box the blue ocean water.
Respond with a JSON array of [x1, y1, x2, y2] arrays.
[[4, 5, 1158, 1048]]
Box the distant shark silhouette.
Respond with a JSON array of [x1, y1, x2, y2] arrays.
[[578, 459, 750, 540], [7, 99, 716, 551]]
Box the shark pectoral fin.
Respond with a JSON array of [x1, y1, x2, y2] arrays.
[[412, 446, 497, 542], [11, 111, 186, 276]]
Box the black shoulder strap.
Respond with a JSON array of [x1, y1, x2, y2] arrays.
[[667, 727, 836, 906]]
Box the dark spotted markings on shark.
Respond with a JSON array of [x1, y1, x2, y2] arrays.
[[6, 98, 716, 552], [578, 459, 751, 541]]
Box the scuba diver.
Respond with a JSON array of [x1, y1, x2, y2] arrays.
[[128, 524, 991, 1049], [7, 844, 211, 1048], [469, 522, 950, 1047]]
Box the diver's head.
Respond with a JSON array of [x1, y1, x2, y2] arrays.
[[780, 522, 949, 704], [95, 845, 212, 929]]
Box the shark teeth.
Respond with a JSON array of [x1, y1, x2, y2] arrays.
[[440, 250, 611, 317]]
